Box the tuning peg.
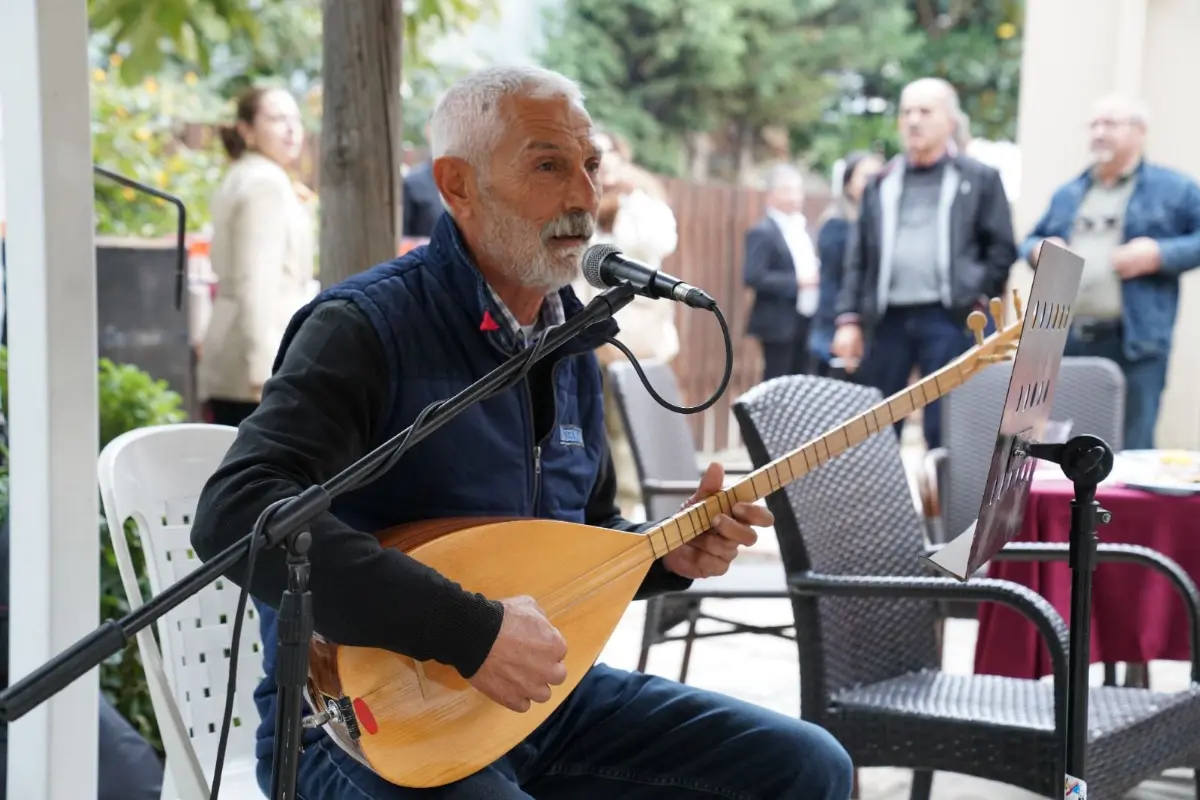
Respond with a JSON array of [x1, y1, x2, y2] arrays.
[[1011, 288, 1024, 320], [989, 297, 1003, 328], [966, 310, 987, 347]]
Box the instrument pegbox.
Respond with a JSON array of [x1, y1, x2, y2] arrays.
[[967, 310, 988, 348]]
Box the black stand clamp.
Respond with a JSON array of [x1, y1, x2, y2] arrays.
[[1027, 434, 1115, 792]]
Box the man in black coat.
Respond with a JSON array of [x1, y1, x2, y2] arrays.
[[743, 164, 820, 381], [832, 77, 1016, 449]]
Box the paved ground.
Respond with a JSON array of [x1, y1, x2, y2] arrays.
[[595, 424, 1195, 798]]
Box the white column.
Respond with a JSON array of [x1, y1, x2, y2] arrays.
[[0, 1, 100, 799], [1113, 0, 1148, 98]]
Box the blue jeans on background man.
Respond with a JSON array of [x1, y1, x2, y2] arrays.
[[1063, 322, 1167, 450], [257, 663, 853, 799], [860, 303, 977, 449]]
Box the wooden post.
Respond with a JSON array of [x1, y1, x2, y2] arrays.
[[319, 0, 403, 285]]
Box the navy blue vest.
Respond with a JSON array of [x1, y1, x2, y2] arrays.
[[249, 215, 617, 755]]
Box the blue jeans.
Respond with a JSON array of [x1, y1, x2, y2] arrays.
[[861, 304, 977, 449], [256, 663, 853, 799], [1063, 324, 1168, 450]]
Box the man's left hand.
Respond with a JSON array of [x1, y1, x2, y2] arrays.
[[1112, 237, 1162, 279], [662, 462, 773, 580]]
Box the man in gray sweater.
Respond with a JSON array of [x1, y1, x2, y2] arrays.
[[832, 77, 1017, 448]]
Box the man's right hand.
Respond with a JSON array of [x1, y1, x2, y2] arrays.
[[468, 595, 568, 713], [831, 323, 864, 373], [1032, 236, 1067, 266]]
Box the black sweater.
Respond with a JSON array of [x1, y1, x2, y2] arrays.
[[189, 299, 691, 678]]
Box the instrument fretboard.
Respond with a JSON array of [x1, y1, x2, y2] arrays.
[[639, 358, 972, 561]]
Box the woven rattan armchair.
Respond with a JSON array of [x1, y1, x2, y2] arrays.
[[732, 374, 1200, 799], [607, 360, 792, 683]]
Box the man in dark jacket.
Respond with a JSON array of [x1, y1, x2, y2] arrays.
[[189, 65, 852, 800], [1021, 94, 1200, 450], [743, 164, 819, 380], [833, 77, 1016, 448]]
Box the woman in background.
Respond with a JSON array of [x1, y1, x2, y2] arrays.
[[808, 151, 883, 376], [576, 129, 679, 517], [198, 86, 316, 427]]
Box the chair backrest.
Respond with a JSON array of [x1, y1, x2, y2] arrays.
[[732, 376, 940, 715], [938, 356, 1125, 541], [98, 423, 260, 798], [607, 360, 700, 520]]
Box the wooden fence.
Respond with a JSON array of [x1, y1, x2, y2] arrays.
[[657, 178, 831, 454]]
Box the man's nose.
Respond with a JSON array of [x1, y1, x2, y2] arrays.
[[568, 165, 600, 212]]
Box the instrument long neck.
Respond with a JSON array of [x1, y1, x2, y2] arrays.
[[637, 362, 970, 562]]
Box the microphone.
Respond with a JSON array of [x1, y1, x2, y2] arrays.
[[581, 243, 717, 310]]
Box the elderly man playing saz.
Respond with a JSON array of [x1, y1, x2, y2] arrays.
[[191, 66, 853, 799]]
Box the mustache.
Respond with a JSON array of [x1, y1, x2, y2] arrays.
[[541, 211, 595, 242]]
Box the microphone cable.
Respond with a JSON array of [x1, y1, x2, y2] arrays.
[[603, 301, 733, 414]]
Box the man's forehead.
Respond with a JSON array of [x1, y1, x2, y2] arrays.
[[520, 134, 600, 152]]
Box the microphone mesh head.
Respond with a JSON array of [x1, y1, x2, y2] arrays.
[[581, 243, 621, 290]]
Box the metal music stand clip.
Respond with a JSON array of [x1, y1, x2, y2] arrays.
[[924, 242, 1104, 798]]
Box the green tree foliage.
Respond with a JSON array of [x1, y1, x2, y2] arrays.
[[541, 0, 920, 177], [542, 0, 1024, 178], [89, 0, 493, 89], [902, 0, 1023, 141], [88, 0, 264, 83]]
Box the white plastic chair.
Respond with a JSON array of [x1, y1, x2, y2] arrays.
[[98, 423, 265, 800]]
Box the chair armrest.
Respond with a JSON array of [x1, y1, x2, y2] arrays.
[[789, 570, 1070, 716], [989, 541, 1200, 680], [642, 479, 702, 500], [921, 447, 948, 519], [694, 455, 753, 476], [642, 477, 746, 500]]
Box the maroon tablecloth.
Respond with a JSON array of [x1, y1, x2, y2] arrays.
[[974, 476, 1200, 679]]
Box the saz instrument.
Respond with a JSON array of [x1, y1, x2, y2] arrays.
[[304, 293, 1026, 788]]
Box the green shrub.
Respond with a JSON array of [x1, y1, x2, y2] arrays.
[[0, 346, 186, 751]]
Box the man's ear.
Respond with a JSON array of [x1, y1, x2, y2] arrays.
[[432, 156, 477, 220]]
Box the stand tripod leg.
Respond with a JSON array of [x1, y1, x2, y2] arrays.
[[1064, 482, 1108, 799], [270, 530, 314, 800]]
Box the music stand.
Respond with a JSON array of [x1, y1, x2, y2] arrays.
[[925, 241, 1109, 798]]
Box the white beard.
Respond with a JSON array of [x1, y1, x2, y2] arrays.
[[479, 195, 590, 291]]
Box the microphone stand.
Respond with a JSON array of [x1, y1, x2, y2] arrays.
[[0, 283, 638, 800]]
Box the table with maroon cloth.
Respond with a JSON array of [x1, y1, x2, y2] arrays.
[[974, 470, 1200, 679]]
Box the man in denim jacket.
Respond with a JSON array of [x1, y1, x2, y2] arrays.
[[1021, 95, 1200, 449]]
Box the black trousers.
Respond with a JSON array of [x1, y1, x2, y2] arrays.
[[760, 313, 813, 382]]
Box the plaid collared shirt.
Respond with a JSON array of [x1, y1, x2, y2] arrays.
[[485, 286, 566, 348]]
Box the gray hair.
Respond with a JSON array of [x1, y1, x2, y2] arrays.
[[429, 65, 586, 169], [764, 163, 803, 191], [1093, 93, 1151, 127]]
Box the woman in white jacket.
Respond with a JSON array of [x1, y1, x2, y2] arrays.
[[197, 86, 316, 427], [576, 130, 680, 516]]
